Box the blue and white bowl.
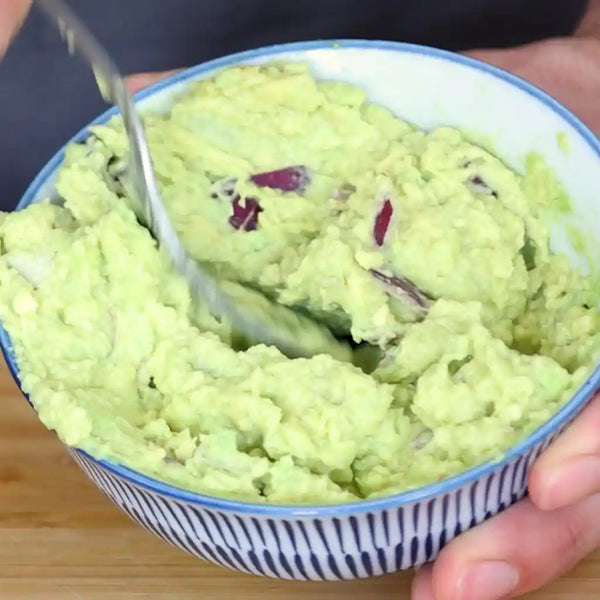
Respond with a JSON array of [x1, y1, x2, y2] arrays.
[[3, 40, 600, 581]]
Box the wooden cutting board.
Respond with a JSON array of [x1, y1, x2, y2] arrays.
[[0, 361, 598, 600]]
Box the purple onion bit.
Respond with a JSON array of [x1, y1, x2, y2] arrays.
[[370, 269, 430, 312], [250, 165, 310, 194], [467, 175, 498, 198], [229, 195, 263, 232], [373, 198, 394, 247]]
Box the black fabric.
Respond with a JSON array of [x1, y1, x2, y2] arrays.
[[0, 0, 588, 208]]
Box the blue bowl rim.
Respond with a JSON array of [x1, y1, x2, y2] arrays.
[[4, 38, 600, 518]]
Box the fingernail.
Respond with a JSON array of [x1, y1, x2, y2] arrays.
[[456, 561, 520, 600], [538, 455, 600, 510]]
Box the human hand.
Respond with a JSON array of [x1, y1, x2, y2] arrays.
[[465, 37, 600, 136], [124, 69, 185, 94], [0, 0, 30, 58], [412, 393, 600, 600]]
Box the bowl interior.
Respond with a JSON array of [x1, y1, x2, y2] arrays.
[[28, 41, 600, 270], [4, 40, 600, 515]]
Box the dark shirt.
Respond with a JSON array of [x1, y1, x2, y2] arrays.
[[0, 0, 588, 208]]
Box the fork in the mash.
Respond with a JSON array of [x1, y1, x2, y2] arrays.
[[35, 0, 382, 370]]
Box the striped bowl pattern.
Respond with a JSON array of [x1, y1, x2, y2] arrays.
[[69, 419, 572, 581], [4, 39, 600, 581]]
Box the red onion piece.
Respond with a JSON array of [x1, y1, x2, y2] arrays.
[[250, 166, 310, 194], [373, 198, 393, 247], [370, 268, 429, 311], [229, 196, 262, 232]]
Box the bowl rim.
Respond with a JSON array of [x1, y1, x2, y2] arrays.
[[5, 38, 600, 518]]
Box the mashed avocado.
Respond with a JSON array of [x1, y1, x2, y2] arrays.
[[0, 61, 599, 504]]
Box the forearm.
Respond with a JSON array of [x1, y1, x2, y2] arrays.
[[576, 0, 600, 38]]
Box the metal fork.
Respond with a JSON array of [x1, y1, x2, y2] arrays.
[[35, 0, 364, 365]]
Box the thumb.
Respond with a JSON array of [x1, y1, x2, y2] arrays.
[[124, 68, 185, 94], [412, 494, 600, 600]]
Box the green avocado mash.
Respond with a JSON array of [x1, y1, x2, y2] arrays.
[[0, 61, 599, 504]]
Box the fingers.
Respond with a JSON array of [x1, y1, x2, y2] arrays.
[[463, 49, 503, 63], [412, 565, 436, 599], [124, 68, 185, 94], [0, 0, 31, 58], [462, 47, 526, 71], [411, 494, 600, 600], [529, 392, 600, 511]]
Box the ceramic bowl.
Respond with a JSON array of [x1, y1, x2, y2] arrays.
[[2, 40, 600, 581]]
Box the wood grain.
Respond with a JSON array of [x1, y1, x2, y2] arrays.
[[0, 361, 598, 599]]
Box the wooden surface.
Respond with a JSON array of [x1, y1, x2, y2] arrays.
[[0, 361, 598, 599]]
